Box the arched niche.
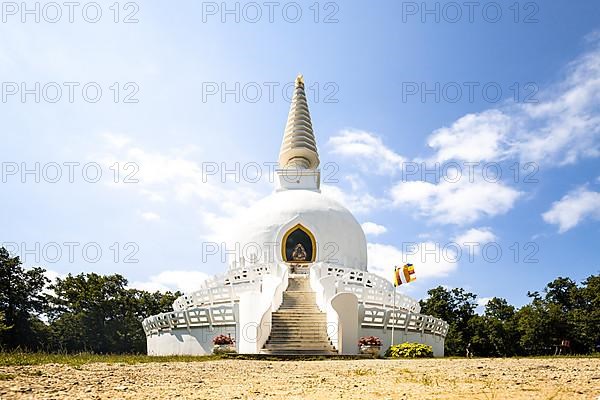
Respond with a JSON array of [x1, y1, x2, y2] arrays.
[[281, 224, 316, 263]]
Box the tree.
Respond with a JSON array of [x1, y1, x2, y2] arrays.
[[0, 311, 11, 334], [567, 274, 600, 353], [581, 274, 600, 352], [420, 286, 477, 355], [0, 247, 49, 350], [485, 298, 515, 321], [48, 273, 179, 353], [544, 277, 579, 312], [467, 297, 520, 357]]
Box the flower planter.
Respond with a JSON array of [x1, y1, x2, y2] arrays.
[[360, 345, 381, 357], [212, 344, 236, 354]]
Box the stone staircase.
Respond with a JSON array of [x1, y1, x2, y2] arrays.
[[261, 276, 337, 355]]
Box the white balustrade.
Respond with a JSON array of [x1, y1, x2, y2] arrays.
[[172, 264, 276, 311], [310, 263, 448, 338], [142, 304, 237, 336], [143, 263, 286, 337], [360, 308, 449, 337], [312, 263, 421, 313]]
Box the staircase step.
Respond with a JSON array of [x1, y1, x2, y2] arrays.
[[270, 326, 329, 330], [269, 332, 331, 337], [273, 311, 324, 315], [270, 326, 328, 330], [263, 275, 336, 355], [269, 332, 329, 335], [268, 337, 331, 341], [269, 338, 331, 341], [264, 343, 333, 348], [275, 307, 320, 310], [259, 349, 337, 355], [268, 338, 332, 343]]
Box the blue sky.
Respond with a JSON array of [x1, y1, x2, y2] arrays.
[[1, 0, 599, 308]]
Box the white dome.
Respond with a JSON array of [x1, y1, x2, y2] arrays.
[[229, 189, 368, 270]]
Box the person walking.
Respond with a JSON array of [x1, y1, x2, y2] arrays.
[[466, 342, 473, 358]]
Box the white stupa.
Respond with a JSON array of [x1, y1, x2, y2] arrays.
[[143, 75, 448, 356]]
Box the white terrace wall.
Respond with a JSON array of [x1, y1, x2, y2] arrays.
[[359, 326, 445, 357], [310, 263, 448, 357], [146, 303, 239, 356], [147, 324, 237, 356], [144, 263, 289, 356]]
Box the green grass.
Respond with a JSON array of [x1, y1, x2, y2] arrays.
[[0, 352, 365, 366], [0, 352, 226, 367], [438, 354, 600, 360], [0, 373, 15, 380], [1, 352, 598, 367], [352, 368, 375, 376]]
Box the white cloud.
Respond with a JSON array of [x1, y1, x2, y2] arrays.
[[42, 268, 63, 283], [453, 227, 497, 249], [24, 268, 66, 301], [328, 130, 405, 174], [140, 211, 161, 221], [130, 270, 210, 294], [140, 189, 166, 203], [361, 222, 387, 236], [367, 242, 458, 280], [102, 132, 132, 150], [427, 110, 512, 163], [518, 48, 600, 164], [390, 178, 521, 225], [321, 184, 383, 215], [476, 297, 493, 315], [93, 134, 268, 242], [425, 45, 600, 166], [542, 188, 600, 233]]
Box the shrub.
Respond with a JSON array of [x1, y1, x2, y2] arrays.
[[358, 336, 382, 346], [385, 342, 433, 358], [213, 334, 234, 345]]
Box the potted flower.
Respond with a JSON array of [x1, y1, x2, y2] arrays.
[[358, 336, 382, 357], [212, 334, 236, 354]]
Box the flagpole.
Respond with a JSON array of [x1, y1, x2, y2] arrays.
[[391, 276, 396, 347]]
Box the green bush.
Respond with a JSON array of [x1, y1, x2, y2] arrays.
[[385, 342, 433, 358]]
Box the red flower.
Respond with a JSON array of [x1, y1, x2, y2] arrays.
[[213, 334, 234, 345], [358, 336, 382, 346]]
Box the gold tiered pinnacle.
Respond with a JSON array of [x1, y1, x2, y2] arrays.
[[278, 74, 319, 170]]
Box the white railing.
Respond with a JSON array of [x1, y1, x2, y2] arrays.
[[238, 263, 289, 353], [172, 264, 276, 311], [362, 306, 449, 337], [310, 263, 447, 339], [142, 305, 236, 336], [143, 263, 288, 338], [311, 263, 421, 313]]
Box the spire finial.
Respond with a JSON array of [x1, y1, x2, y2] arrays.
[[278, 74, 319, 170]]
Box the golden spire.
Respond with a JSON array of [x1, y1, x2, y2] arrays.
[[278, 74, 319, 170]]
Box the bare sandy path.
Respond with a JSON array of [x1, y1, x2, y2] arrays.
[[1, 358, 599, 399]]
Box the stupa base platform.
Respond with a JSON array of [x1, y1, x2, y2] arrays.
[[223, 353, 373, 360]]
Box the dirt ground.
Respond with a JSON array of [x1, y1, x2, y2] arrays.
[[0, 358, 599, 399]]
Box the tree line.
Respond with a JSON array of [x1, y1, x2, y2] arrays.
[[1, 246, 598, 355], [420, 275, 600, 356], [0, 247, 179, 353]]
